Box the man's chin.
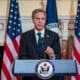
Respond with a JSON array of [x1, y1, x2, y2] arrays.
[[37, 27, 44, 31]]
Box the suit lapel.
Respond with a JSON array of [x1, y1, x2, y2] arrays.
[[44, 29, 50, 49], [30, 29, 50, 50], [30, 29, 50, 58], [30, 30, 37, 48]]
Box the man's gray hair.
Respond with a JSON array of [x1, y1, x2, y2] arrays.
[[32, 9, 46, 19]]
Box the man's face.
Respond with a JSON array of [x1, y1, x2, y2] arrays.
[[32, 12, 46, 31]]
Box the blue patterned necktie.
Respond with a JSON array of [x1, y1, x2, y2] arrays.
[[37, 32, 44, 54]]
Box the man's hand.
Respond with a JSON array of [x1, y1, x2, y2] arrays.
[[45, 46, 55, 58]]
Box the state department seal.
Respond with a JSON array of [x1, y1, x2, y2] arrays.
[[35, 59, 55, 79]]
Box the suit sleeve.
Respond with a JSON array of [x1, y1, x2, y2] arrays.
[[52, 33, 61, 59], [18, 34, 28, 59]]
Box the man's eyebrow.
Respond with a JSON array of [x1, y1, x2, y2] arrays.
[[34, 18, 46, 19]]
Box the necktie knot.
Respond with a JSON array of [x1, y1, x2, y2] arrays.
[[37, 32, 41, 38]]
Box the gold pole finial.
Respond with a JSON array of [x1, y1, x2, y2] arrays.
[[40, 0, 45, 10], [69, 0, 74, 16]]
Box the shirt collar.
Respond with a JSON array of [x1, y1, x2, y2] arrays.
[[34, 28, 45, 37]]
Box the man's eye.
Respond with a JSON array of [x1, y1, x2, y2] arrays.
[[36, 18, 40, 20], [35, 18, 45, 20]]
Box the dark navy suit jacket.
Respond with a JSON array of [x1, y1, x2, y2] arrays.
[[19, 28, 61, 59]]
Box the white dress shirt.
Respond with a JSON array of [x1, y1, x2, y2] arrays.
[[34, 29, 45, 44]]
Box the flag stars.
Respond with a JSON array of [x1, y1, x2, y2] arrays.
[[10, 15, 13, 18], [9, 20, 12, 23], [7, 0, 22, 39], [15, 11, 17, 14], [13, 27, 15, 30], [18, 24, 20, 26], [16, 0, 18, 3], [13, 22, 16, 25], [79, 33, 80, 36], [8, 26, 11, 29], [75, 0, 80, 39], [14, 17, 17, 19], [17, 29, 20, 32], [11, 9, 13, 12], [11, 4, 14, 7], [12, 33, 15, 36]]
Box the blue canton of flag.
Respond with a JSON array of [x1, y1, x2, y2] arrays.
[[8, 0, 22, 39], [46, 0, 59, 33], [75, 1, 80, 39], [1, 0, 22, 80]]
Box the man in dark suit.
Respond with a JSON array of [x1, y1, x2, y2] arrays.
[[19, 9, 61, 80]]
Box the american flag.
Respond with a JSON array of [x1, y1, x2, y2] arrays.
[[1, 0, 22, 80], [71, 0, 80, 80]]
